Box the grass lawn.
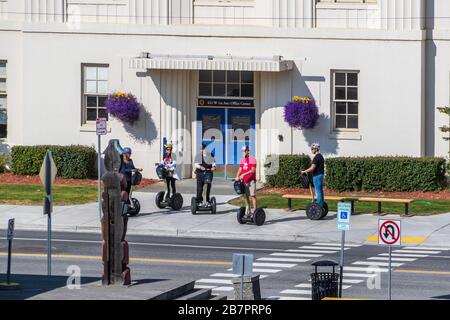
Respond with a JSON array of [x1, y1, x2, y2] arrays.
[[228, 193, 450, 216], [0, 184, 98, 205]]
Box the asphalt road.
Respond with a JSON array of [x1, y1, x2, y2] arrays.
[[1, 230, 450, 300]]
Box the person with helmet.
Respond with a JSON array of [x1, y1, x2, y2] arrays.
[[160, 142, 179, 200], [119, 147, 143, 204], [301, 143, 325, 207], [235, 145, 257, 214], [194, 143, 216, 207]]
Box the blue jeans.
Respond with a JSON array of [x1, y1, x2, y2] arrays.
[[313, 174, 324, 207]]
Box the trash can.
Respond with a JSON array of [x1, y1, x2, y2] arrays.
[[310, 260, 339, 300]]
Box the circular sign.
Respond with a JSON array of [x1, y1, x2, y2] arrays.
[[379, 220, 401, 245]]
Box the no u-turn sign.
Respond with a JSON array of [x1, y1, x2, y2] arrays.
[[378, 219, 402, 246]]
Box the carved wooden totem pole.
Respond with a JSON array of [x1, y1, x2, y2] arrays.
[[101, 139, 131, 285]]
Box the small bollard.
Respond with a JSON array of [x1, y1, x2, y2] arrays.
[[232, 275, 261, 300]]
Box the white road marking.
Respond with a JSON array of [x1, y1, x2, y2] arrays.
[[394, 250, 440, 254], [253, 262, 296, 268], [281, 289, 311, 295], [194, 285, 215, 289], [342, 279, 364, 284], [342, 273, 377, 278], [353, 261, 403, 267], [257, 257, 310, 263], [267, 296, 311, 300], [299, 246, 348, 251], [344, 266, 388, 272], [287, 249, 337, 254], [313, 243, 361, 247], [212, 286, 234, 292], [401, 247, 449, 251], [210, 273, 268, 279], [197, 279, 232, 285], [368, 257, 416, 262], [227, 268, 281, 273], [379, 253, 428, 258], [272, 252, 322, 258]]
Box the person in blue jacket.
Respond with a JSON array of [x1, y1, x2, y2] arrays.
[[120, 147, 142, 204]]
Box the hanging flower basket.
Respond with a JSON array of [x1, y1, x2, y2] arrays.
[[284, 96, 319, 129], [105, 92, 141, 125]]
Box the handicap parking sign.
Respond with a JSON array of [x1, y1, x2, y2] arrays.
[[337, 202, 351, 231]]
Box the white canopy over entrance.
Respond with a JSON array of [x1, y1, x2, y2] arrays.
[[129, 53, 294, 72]]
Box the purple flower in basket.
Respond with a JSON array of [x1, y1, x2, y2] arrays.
[[105, 92, 141, 125], [284, 96, 319, 129]]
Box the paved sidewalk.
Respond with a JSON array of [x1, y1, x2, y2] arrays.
[[1, 191, 450, 247]]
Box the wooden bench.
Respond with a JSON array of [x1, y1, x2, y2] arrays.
[[357, 197, 415, 217], [282, 194, 415, 216], [282, 195, 359, 213]]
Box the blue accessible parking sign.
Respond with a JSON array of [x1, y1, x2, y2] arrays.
[[337, 202, 352, 231]]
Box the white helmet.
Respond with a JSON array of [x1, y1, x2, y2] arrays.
[[311, 143, 320, 150]]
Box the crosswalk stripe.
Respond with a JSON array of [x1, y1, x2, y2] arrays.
[[294, 283, 352, 290], [197, 279, 232, 285], [253, 262, 296, 268], [281, 289, 311, 295], [267, 296, 311, 300], [394, 250, 440, 254], [313, 243, 361, 247], [227, 268, 281, 273], [343, 273, 377, 278], [368, 257, 416, 262], [210, 273, 268, 279], [299, 246, 348, 250], [353, 261, 404, 267], [287, 249, 336, 254], [195, 285, 215, 289], [401, 247, 449, 251], [212, 287, 234, 292], [344, 266, 388, 272], [272, 252, 322, 258], [379, 253, 428, 258], [342, 279, 364, 284], [257, 257, 310, 263]]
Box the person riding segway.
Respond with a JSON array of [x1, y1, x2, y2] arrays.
[[191, 143, 217, 215], [233, 146, 266, 226], [155, 142, 184, 211], [301, 143, 328, 220], [119, 147, 143, 216]]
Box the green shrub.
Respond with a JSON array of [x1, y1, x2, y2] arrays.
[[326, 157, 447, 192], [0, 154, 8, 173], [11, 145, 97, 179], [264, 154, 311, 188]]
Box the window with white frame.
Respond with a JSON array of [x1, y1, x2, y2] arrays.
[[0, 60, 7, 139], [82, 64, 109, 124], [198, 70, 254, 98], [332, 71, 359, 130]]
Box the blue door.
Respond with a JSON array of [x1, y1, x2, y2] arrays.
[[196, 108, 226, 178], [226, 108, 256, 179], [197, 108, 255, 179]]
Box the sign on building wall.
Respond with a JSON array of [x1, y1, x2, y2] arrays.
[[198, 99, 254, 108]]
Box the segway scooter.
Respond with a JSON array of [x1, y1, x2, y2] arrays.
[[154, 164, 184, 211], [191, 170, 217, 215], [233, 180, 266, 226], [126, 171, 142, 217], [299, 173, 328, 220]]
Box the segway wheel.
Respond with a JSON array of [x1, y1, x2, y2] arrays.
[[210, 197, 217, 215], [254, 208, 266, 226], [191, 197, 198, 215], [170, 193, 184, 211], [155, 191, 166, 209], [321, 202, 329, 218], [128, 198, 141, 217], [306, 203, 324, 221], [237, 207, 246, 224]]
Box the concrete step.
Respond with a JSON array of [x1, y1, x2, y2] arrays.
[[150, 281, 196, 300], [210, 295, 228, 300], [176, 288, 212, 300]]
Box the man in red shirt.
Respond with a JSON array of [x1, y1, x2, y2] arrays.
[[235, 146, 257, 211]]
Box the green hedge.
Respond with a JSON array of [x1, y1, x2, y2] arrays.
[[326, 157, 447, 192], [264, 154, 311, 188], [11, 145, 97, 179], [0, 154, 7, 173]]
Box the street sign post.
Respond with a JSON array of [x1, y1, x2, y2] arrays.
[[96, 118, 107, 221], [337, 202, 352, 297], [378, 219, 402, 300], [6, 218, 14, 284], [40, 151, 57, 276], [232, 253, 253, 300]]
